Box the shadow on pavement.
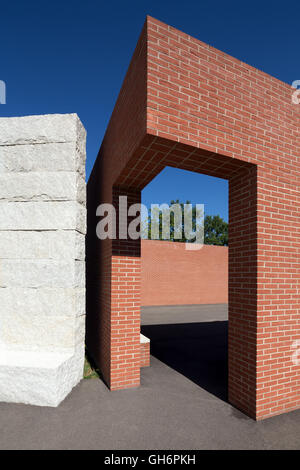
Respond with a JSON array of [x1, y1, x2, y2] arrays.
[[141, 321, 228, 402]]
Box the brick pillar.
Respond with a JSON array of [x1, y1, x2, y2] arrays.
[[86, 156, 113, 386], [86, 181, 141, 390], [255, 169, 300, 419], [228, 165, 258, 418], [110, 187, 141, 390]]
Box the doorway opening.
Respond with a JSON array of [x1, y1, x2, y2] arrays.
[[140, 167, 229, 401]]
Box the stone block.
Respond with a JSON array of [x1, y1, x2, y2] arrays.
[[0, 201, 86, 233], [0, 142, 85, 177], [0, 287, 85, 318], [0, 113, 85, 146], [0, 314, 85, 351], [0, 173, 86, 204], [0, 231, 85, 260], [0, 344, 84, 406], [0, 259, 85, 288], [0, 113, 86, 407]]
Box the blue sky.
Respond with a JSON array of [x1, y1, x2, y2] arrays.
[[1, 1, 299, 221]]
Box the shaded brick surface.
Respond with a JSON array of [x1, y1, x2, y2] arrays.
[[140, 341, 150, 368]]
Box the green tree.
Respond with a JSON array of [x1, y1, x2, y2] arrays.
[[145, 199, 193, 242], [144, 200, 228, 246], [204, 215, 228, 246]]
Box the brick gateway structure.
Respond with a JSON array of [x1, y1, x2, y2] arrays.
[[86, 17, 300, 420]]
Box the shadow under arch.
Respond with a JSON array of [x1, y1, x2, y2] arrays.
[[141, 320, 228, 402]]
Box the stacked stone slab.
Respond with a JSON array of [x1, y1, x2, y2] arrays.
[[0, 114, 86, 406]]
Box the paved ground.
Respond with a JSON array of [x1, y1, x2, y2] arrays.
[[0, 304, 300, 450]]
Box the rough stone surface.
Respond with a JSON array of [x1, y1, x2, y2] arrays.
[[0, 344, 84, 406], [0, 113, 86, 407], [0, 142, 85, 176], [0, 173, 86, 204], [0, 113, 84, 146], [0, 231, 85, 260], [0, 202, 86, 233], [0, 260, 85, 288], [0, 287, 85, 317], [0, 315, 85, 352]]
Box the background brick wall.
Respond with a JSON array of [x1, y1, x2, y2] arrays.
[[141, 240, 228, 306]]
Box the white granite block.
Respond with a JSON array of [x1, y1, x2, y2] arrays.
[[0, 201, 86, 233], [0, 142, 85, 176], [0, 259, 85, 288], [0, 231, 85, 260], [0, 173, 86, 204], [0, 113, 85, 146], [0, 346, 84, 407], [0, 287, 85, 318], [0, 314, 85, 351], [0, 113, 86, 407]]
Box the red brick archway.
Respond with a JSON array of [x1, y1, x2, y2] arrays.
[[86, 16, 300, 420]]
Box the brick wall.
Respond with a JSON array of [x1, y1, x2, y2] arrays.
[[141, 240, 228, 306], [87, 16, 300, 420]]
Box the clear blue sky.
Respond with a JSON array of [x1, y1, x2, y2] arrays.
[[1, 1, 299, 221]]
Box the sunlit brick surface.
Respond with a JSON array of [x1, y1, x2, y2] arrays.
[[141, 241, 228, 306]]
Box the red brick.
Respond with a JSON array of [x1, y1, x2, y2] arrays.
[[86, 16, 300, 420]]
